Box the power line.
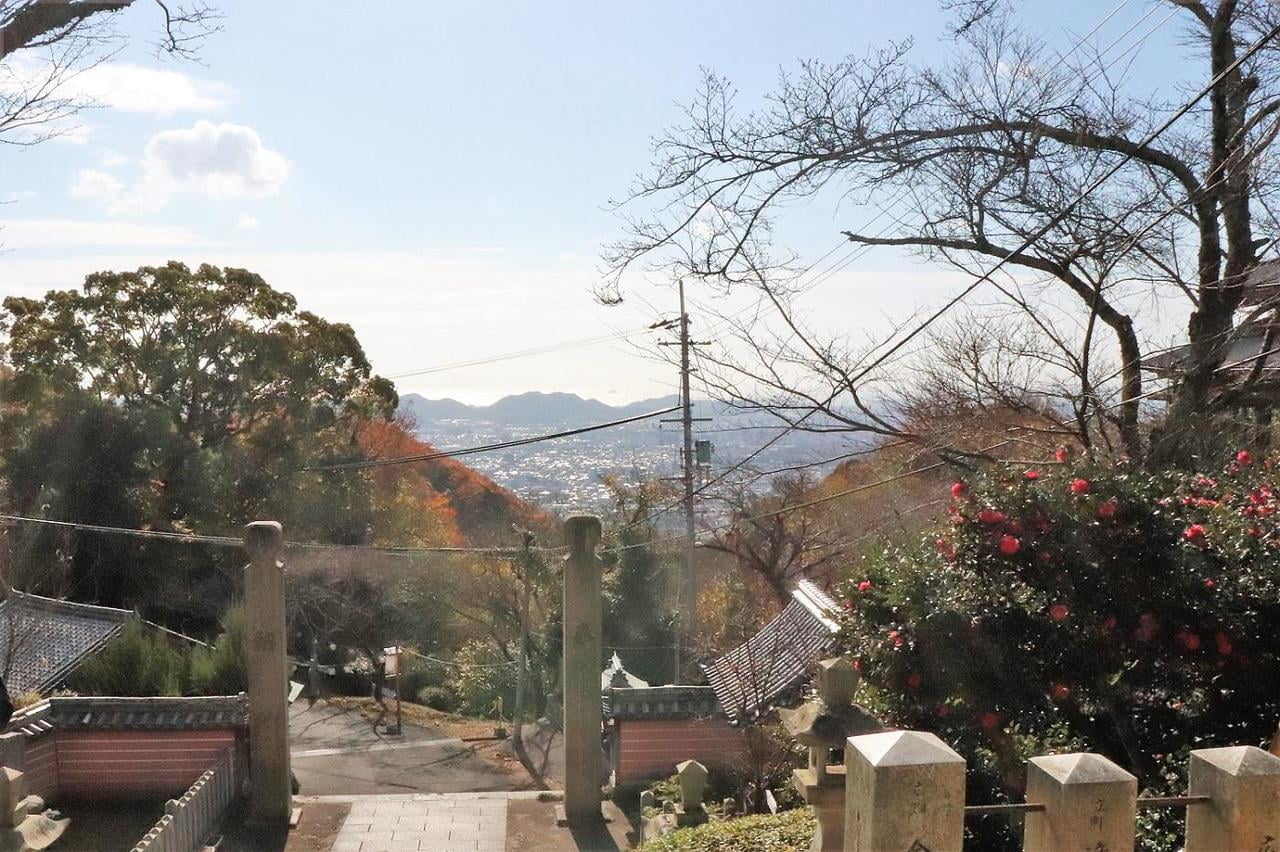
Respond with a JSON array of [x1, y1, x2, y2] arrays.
[[302, 405, 680, 472], [385, 322, 669, 379], [621, 16, 1280, 535], [0, 513, 558, 556], [601, 438, 1013, 555]]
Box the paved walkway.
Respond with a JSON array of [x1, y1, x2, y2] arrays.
[[316, 792, 544, 852]]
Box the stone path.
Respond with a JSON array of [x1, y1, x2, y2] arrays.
[[315, 792, 544, 852]]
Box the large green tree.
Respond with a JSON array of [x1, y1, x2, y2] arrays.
[[0, 262, 396, 623]]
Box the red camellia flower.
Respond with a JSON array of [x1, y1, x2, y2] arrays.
[[935, 539, 957, 561], [1203, 578, 1216, 589], [1069, 478, 1091, 496], [999, 535, 1021, 556], [951, 481, 968, 499], [1184, 524, 1208, 547], [1237, 449, 1253, 465], [858, 580, 873, 592], [888, 630, 904, 648], [852, 659, 862, 673], [1054, 447, 1069, 463], [907, 673, 923, 690], [977, 508, 1007, 524], [980, 712, 1001, 731], [1050, 683, 1071, 702], [1216, 632, 1233, 655], [936, 704, 951, 718], [1179, 630, 1201, 652], [843, 599, 854, 610], [1103, 615, 1118, 630], [1024, 470, 1040, 480], [1097, 499, 1118, 519], [1049, 603, 1069, 622]]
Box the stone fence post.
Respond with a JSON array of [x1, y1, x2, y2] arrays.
[[845, 730, 965, 851], [244, 521, 291, 825], [1023, 752, 1136, 852], [561, 515, 603, 825], [1185, 745, 1280, 850]]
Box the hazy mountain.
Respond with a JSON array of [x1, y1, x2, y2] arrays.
[[395, 390, 883, 514], [398, 391, 681, 426]]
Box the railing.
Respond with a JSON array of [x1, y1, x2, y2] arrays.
[[131, 748, 237, 852], [791, 728, 1280, 852]]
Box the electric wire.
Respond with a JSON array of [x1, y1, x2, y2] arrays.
[[302, 405, 680, 472]]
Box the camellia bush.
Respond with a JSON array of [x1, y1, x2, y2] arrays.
[[835, 450, 1280, 849]]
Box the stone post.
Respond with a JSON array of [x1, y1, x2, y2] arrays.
[[1023, 752, 1136, 852], [0, 767, 24, 829], [1184, 745, 1280, 851], [244, 521, 291, 825], [675, 759, 709, 827], [845, 730, 965, 852], [562, 515, 603, 825]]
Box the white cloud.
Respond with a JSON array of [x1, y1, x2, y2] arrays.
[[75, 63, 230, 114], [0, 219, 207, 250], [70, 169, 124, 203], [236, 213, 260, 230], [114, 121, 291, 213]]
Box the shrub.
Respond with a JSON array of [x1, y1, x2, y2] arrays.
[[415, 686, 458, 712], [68, 619, 183, 696], [638, 807, 814, 852], [836, 452, 1280, 850], [187, 605, 248, 695], [453, 640, 517, 718]]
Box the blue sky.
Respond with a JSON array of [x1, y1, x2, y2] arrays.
[[1, 1, 1189, 403]]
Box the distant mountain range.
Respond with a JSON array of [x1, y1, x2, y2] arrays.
[[398, 391, 683, 426]]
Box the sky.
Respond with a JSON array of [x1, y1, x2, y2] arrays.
[[0, 1, 1191, 404]]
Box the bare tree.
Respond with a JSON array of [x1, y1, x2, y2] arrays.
[[0, 0, 219, 146], [703, 473, 846, 607], [608, 1, 1280, 465]]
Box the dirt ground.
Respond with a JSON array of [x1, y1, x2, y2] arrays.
[[219, 801, 350, 852], [290, 698, 535, 795], [506, 799, 636, 852], [53, 799, 164, 852]]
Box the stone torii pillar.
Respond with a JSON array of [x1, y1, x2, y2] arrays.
[[244, 521, 292, 825], [561, 515, 603, 825]]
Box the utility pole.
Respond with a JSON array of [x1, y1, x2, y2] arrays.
[[660, 280, 710, 684], [512, 528, 534, 751]]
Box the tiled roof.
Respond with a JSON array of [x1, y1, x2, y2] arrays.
[[607, 685, 720, 720], [601, 653, 649, 691], [6, 695, 249, 736], [0, 592, 132, 696], [700, 580, 840, 724]]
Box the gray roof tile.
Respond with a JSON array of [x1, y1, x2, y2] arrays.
[[6, 695, 249, 736], [700, 581, 839, 724], [0, 592, 131, 696]]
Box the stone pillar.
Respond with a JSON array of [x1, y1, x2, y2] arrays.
[[0, 767, 24, 828], [1185, 745, 1280, 851], [845, 730, 965, 852], [244, 521, 291, 825], [562, 515, 603, 825], [1024, 752, 1136, 852], [675, 759, 709, 827]]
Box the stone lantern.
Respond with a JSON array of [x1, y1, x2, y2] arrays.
[[778, 656, 883, 852]]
